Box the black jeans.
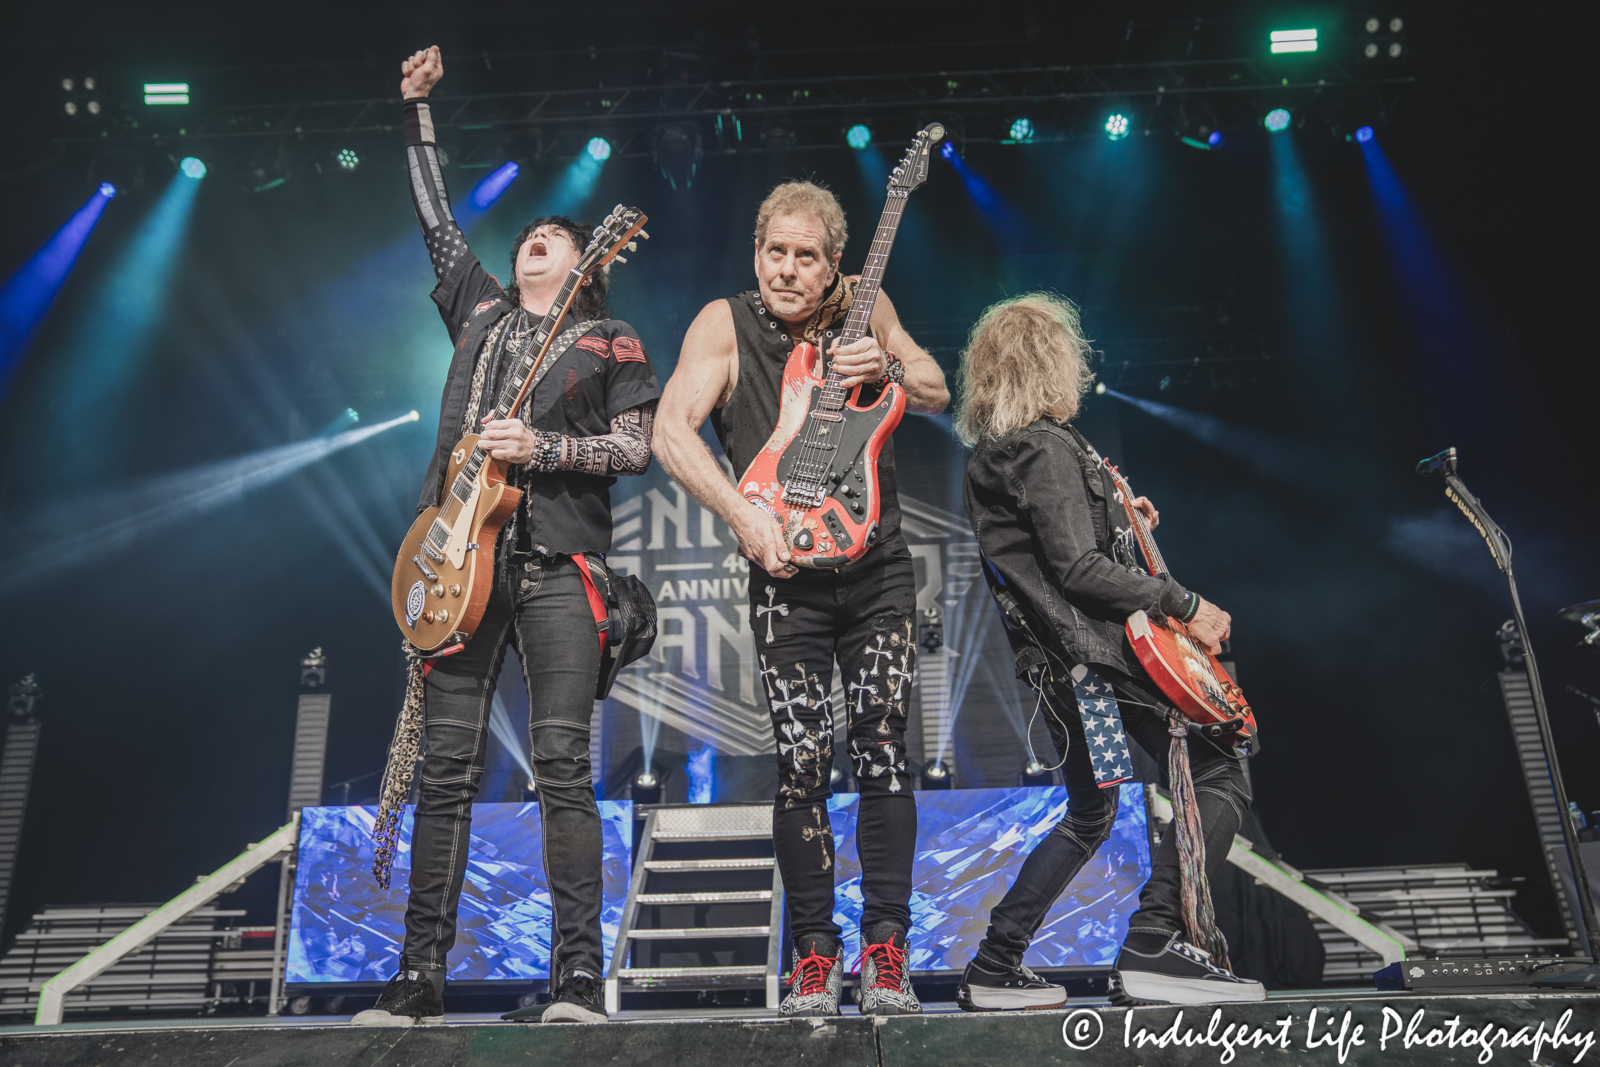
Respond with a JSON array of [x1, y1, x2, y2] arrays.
[[749, 535, 919, 942], [976, 666, 1252, 968], [402, 553, 604, 984]]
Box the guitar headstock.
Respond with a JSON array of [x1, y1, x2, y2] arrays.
[[579, 204, 649, 274], [887, 123, 946, 195]]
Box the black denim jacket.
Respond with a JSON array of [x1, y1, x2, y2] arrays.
[[963, 419, 1192, 676]]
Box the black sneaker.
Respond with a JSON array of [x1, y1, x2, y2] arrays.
[[779, 934, 843, 1017], [350, 962, 445, 1026], [956, 956, 1067, 1011], [855, 922, 921, 1016], [1113, 931, 1266, 1006], [543, 970, 608, 1024]]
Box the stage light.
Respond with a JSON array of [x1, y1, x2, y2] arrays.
[[1388, 43, 1403, 58], [1095, 381, 1107, 395], [336, 148, 359, 171], [179, 156, 206, 179], [632, 769, 661, 805], [0, 188, 115, 395], [143, 82, 189, 106], [63, 102, 76, 116], [1365, 17, 1380, 32], [84, 77, 95, 91], [1269, 29, 1318, 54], [468, 161, 519, 211], [1365, 43, 1380, 58], [1022, 760, 1053, 787], [61, 78, 73, 92], [1356, 126, 1375, 143], [86, 101, 100, 115], [1105, 114, 1130, 140], [846, 124, 872, 150], [940, 141, 955, 159], [1264, 109, 1292, 133], [1008, 117, 1034, 142], [687, 747, 714, 804], [586, 137, 611, 162], [1208, 131, 1224, 147], [1390, 17, 1403, 32], [921, 761, 953, 791]]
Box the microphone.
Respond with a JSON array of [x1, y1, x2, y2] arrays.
[[1416, 447, 1457, 476]]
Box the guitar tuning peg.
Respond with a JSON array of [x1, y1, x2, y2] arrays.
[[639, 230, 650, 240], [613, 255, 627, 264], [593, 226, 605, 236], [626, 241, 637, 251], [613, 203, 625, 214]]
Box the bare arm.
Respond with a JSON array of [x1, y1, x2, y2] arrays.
[[827, 288, 949, 414], [653, 301, 795, 577]]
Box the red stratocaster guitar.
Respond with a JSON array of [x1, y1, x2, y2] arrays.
[[737, 123, 944, 569], [390, 205, 647, 651], [1103, 462, 1260, 752]]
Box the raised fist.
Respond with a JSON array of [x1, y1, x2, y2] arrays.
[[400, 46, 443, 100]]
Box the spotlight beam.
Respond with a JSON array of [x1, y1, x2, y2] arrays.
[[14, 410, 419, 586], [0, 187, 115, 396]]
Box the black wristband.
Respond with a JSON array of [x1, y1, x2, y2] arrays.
[[1178, 591, 1201, 624], [403, 98, 436, 146]]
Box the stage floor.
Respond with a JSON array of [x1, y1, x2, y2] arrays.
[[2, 988, 1599, 1066]]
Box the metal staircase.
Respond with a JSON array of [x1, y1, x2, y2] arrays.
[[605, 804, 784, 1013]]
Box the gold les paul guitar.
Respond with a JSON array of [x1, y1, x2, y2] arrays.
[[390, 205, 648, 651]]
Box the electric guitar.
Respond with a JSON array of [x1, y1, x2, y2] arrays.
[[736, 123, 944, 569], [1103, 462, 1260, 750], [390, 205, 648, 651]]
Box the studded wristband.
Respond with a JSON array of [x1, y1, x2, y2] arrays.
[[879, 350, 906, 387], [529, 430, 565, 473]]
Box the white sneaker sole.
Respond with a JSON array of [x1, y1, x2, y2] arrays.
[[1116, 970, 1267, 1005], [542, 1001, 608, 1024], [349, 1009, 445, 1026], [963, 986, 1068, 1011]]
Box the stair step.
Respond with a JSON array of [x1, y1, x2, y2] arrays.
[[643, 858, 774, 872], [625, 925, 770, 940], [637, 891, 772, 905], [618, 965, 767, 979]]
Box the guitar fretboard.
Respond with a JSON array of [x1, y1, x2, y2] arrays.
[[812, 191, 909, 413]]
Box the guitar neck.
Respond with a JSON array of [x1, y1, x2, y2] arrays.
[[1108, 466, 1169, 577], [816, 191, 909, 410]]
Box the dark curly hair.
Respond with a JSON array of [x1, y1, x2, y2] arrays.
[[506, 215, 610, 321]]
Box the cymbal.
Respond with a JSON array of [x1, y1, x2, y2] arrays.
[[1557, 600, 1600, 624]]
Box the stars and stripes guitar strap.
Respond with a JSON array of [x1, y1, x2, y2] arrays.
[[1069, 663, 1134, 789]]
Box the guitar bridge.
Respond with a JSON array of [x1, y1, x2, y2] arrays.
[[412, 554, 440, 582], [420, 541, 445, 564]]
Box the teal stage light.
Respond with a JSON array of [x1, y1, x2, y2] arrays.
[[1264, 109, 1292, 133], [1008, 117, 1034, 142], [336, 148, 360, 171], [586, 137, 612, 162], [846, 124, 872, 150], [1269, 29, 1318, 54], [179, 156, 206, 179], [143, 82, 189, 106], [1105, 114, 1130, 140]]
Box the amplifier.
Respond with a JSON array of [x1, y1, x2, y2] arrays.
[[1384, 957, 1595, 991]]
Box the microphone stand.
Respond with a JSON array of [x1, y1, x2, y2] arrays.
[[1422, 448, 1600, 987]]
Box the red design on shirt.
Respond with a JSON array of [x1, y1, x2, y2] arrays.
[[574, 336, 611, 357], [611, 335, 646, 363], [474, 300, 498, 313]]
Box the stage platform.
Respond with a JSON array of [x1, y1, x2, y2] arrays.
[[2, 989, 1596, 1066]]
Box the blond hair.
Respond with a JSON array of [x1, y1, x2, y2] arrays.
[[753, 181, 848, 261], [955, 293, 1095, 446]]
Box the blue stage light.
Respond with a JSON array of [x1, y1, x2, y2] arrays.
[[98, 182, 116, 198], [1208, 131, 1224, 147], [1009, 117, 1034, 142], [336, 148, 360, 170], [1264, 109, 1292, 133], [1356, 125, 1375, 143], [0, 189, 115, 395], [179, 156, 206, 179], [586, 137, 612, 162], [469, 161, 520, 211], [1105, 114, 1130, 140], [846, 124, 872, 150], [940, 141, 955, 159]]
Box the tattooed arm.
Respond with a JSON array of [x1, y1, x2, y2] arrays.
[[528, 401, 657, 476]]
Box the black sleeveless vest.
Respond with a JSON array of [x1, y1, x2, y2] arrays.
[[711, 289, 902, 545]]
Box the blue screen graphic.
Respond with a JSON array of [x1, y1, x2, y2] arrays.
[[287, 802, 633, 983]]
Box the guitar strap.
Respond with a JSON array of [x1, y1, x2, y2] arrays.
[[1068, 663, 1135, 790]]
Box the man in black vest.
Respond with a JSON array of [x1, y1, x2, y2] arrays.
[[654, 181, 948, 1016], [353, 46, 661, 1028]]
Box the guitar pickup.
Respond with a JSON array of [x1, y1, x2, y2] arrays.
[[413, 555, 439, 582]]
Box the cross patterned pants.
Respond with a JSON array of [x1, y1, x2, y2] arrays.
[[748, 533, 920, 942]]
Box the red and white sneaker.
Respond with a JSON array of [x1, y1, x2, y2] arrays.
[[780, 934, 842, 1017]]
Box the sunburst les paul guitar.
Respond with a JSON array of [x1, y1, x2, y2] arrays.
[[390, 205, 648, 651], [1104, 462, 1260, 751], [736, 123, 944, 569]]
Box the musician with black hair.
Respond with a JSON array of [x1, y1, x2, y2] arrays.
[[352, 46, 660, 1028], [955, 293, 1264, 1009]]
